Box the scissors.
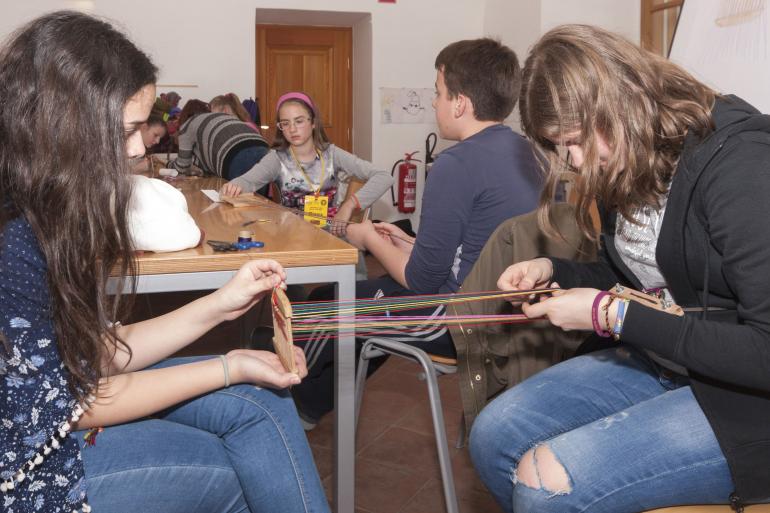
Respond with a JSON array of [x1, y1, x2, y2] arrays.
[[207, 240, 264, 252]]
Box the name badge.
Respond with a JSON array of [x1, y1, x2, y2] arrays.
[[304, 194, 329, 227]]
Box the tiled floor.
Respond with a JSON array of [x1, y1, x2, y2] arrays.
[[136, 253, 503, 513], [306, 356, 503, 513]]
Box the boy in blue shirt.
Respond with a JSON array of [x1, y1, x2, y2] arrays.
[[294, 38, 542, 427]]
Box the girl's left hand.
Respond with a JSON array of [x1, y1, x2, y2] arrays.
[[345, 220, 377, 250], [227, 347, 308, 388], [521, 287, 600, 331], [213, 259, 287, 321]]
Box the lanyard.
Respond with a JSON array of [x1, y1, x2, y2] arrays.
[[290, 146, 326, 197]]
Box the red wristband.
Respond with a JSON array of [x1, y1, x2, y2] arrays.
[[591, 291, 612, 337]]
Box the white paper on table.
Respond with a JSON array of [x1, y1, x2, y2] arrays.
[[201, 189, 220, 203]]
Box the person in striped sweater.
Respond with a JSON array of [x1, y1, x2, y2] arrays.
[[170, 105, 270, 181]]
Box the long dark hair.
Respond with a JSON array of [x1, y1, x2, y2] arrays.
[[520, 24, 715, 242], [0, 11, 158, 398]]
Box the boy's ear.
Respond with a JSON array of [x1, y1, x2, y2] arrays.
[[454, 94, 470, 119]]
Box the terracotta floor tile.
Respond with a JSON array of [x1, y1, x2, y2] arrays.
[[357, 387, 423, 425], [357, 427, 443, 481], [395, 401, 464, 444], [353, 459, 430, 513], [398, 477, 503, 513], [306, 409, 335, 449], [367, 368, 431, 400], [450, 447, 494, 497], [310, 443, 334, 480], [307, 411, 390, 455], [355, 416, 391, 453]]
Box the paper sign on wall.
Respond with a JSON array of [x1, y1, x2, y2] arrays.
[[380, 88, 434, 124]]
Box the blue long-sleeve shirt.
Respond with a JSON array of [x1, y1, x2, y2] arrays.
[[405, 124, 542, 294]]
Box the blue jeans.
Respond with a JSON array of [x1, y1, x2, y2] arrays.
[[469, 346, 734, 513], [74, 356, 330, 513], [224, 143, 269, 180]]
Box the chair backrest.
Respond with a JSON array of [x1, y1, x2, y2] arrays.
[[343, 177, 370, 223]]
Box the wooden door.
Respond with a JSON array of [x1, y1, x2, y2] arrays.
[[641, 0, 683, 56], [256, 25, 352, 151]]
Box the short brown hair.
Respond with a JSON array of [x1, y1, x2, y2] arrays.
[[435, 38, 520, 121]]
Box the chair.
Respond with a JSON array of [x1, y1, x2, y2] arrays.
[[353, 205, 593, 513], [342, 176, 370, 223], [355, 338, 463, 513]]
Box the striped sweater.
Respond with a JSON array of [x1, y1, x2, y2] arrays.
[[173, 113, 268, 177]]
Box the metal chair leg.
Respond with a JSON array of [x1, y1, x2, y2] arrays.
[[357, 338, 460, 513]]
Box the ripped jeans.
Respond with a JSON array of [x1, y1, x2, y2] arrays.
[[469, 346, 734, 513]]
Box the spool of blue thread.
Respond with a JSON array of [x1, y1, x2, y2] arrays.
[[234, 231, 264, 250], [233, 240, 264, 250]]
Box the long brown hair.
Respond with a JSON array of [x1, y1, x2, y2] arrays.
[[210, 93, 253, 124], [178, 99, 211, 127], [272, 97, 330, 151], [519, 24, 716, 241], [0, 11, 158, 399]]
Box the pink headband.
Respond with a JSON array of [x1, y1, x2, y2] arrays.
[[276, 92, 316, 115]]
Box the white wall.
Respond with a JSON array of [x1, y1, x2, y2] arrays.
[[483, 0, 640, 132], [541, 0, 640, 42], [670, 0, 770, 114], [0, 0, 483, 222]]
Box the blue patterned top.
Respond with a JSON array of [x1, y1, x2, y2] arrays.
[[0, 216, 88, 512]]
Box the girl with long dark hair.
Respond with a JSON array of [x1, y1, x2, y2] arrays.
[[0, 11, 329, 512]]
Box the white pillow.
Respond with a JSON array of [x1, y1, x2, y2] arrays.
[[128, 175, 201, 252]]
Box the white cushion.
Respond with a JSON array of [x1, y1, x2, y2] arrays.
[[128, 175, 201, 252]]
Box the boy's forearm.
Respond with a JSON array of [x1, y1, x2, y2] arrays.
[[364, 233, 411, 288]]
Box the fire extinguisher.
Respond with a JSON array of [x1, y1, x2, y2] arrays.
[[391, 151, 420, 213]]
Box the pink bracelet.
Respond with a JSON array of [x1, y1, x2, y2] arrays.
[[591, 291, 612, 337]]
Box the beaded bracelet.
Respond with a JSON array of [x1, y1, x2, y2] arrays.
[[591, 291, 612, 337], [612, 299, 630, 341], [603, 295, 616, 336]]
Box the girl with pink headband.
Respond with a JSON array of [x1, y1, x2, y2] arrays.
[[220, 91, 392, 237]]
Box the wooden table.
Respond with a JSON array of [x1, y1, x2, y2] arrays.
[[113, 176, 358, 513]]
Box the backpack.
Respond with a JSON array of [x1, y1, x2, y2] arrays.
[[242, 97, 261, 127]]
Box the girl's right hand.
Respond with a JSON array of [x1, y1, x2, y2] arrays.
[[220, 182, 243, 197], [497, 257, 554, 291]]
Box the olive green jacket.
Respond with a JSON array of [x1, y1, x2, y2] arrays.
[[447, 203, 596, 432]]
